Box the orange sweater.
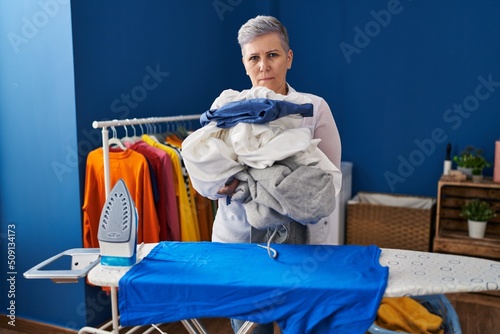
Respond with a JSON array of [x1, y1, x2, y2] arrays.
[[82, 147, 160, 248]]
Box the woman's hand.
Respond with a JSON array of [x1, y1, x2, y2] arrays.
[[217, 177, 240, 196]]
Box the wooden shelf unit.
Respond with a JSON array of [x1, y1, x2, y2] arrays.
[[433, 177, 500, 260], [434, 176, 500, 333]]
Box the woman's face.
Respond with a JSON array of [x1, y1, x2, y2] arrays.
[[241, 32, 293, 95]]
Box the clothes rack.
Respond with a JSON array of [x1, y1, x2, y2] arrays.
[[88, 114, 205, 334], [92, 115, 201, 198]]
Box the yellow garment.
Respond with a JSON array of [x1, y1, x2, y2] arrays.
[[166, 135, 213, 240], [142, 135, 200, 241], [376, 297, 444, 334]]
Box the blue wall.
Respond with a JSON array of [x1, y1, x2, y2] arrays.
[[281, 0, 500, 196], [0, 0, 93, 330], [72, 0, 500, 200], [70, 0, 275, 196], [1, 0, 500, 330]]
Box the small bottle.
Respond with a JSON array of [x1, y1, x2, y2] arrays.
[[494, 140, 500, 183], [443, 143, 452, 175]]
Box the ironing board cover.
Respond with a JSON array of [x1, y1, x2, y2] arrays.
[[118, 242, 388, 334]]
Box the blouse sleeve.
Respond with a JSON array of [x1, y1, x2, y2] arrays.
[[312, 97, 342, 169]]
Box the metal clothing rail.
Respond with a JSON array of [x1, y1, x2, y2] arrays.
[[92, 115, 201, 129], [88, 114, 203, 334], [92, 115, 201, 198]]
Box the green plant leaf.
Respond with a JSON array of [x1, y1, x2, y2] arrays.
[[460, 199, 497, 221]]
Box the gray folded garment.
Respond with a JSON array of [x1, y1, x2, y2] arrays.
[[250, 222, 308, 245], [231, 157, 336, 230]]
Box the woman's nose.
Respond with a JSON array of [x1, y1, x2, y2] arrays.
[[259, 59, 269, 71]]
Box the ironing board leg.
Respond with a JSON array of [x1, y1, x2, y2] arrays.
[[78, 288, 121, 334], [181, 319, 209, 334], [78, 326, 114, 334], [110, 287, 120, 334], [235, 321, 258, 334]]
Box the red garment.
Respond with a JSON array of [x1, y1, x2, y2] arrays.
[[130, 141, 180, 241], [142, 135, 200, 241], [82, 147, 160, 248]]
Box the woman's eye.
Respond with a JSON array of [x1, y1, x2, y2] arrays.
[[268, 53, 278, 58], [249, 56, 259, 61]]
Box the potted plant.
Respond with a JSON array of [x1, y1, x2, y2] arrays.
[[459, 199, 496, 238], [453, 146, 491, 182]]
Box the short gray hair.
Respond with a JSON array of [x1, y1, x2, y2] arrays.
[[238, 15, 290, 54]]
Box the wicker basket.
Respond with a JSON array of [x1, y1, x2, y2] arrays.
[[368, 294, 461, 334], [347, 192, 436, 251]]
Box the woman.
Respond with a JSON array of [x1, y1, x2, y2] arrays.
[[213, 15, 341, 244], [217, 15, 342, 334], [184, 15, 342, 334]]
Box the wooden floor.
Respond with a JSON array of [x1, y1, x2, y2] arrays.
[[0, 318, 280, 334], [4, 295, 500, 333], [0, 318, 233, 334], [102, 318, 280, 334], [121, 318, 236, 334], [0, 329, 19, 334], [0, 327, 29, 334]]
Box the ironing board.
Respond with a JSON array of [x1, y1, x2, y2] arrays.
[[24, 243, 500, 334]]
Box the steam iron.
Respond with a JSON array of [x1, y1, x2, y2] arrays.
[[98, 179, 138, 266]]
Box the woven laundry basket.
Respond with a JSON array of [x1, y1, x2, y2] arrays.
[[368, 294, 461, 334], [347, 192, 436, 251]]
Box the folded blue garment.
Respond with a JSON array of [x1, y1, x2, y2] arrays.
[[200, 98, 314, 128], [118, 242, 388, 334]]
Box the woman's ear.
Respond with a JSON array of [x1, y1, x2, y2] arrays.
[[287, 49, 293, 69], [242, 57, 249, 75]]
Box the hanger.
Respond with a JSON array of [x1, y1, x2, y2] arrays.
[[120, 122, 135, 145], [108, 126, 127, 150], [138, 123, 145, 139], [130, 120, 142, 142], [145, 123, 160, 143], [174, 121, 189, 140], [162, 121, 173, 137], [153, 122, 169, 143]]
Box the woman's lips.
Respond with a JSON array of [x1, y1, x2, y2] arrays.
[[259, 77, 273, 81]]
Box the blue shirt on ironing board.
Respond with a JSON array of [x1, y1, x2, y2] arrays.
[[118, 242, 388, 334]]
